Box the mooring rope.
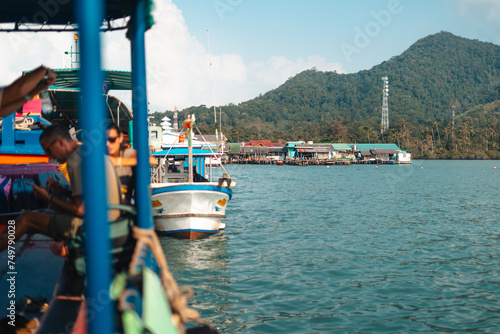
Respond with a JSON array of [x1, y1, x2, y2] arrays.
[[129, 227, 214, 333]]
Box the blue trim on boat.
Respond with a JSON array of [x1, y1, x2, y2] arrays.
[[151, 184, 232, 200], [156, 229, 218, 234], [152, 148, 218, 157]]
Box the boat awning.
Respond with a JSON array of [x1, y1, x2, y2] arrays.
[[152, 148, 219, 157], [43, 90, 132, 132], [0, 0, 153, 32], [22, 69, 133, 91]]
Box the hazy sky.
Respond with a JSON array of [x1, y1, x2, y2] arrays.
[[1, 0, 499, 112]]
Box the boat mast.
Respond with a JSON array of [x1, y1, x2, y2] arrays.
[[188, 115, 194, 183], [207, 30, 221, 154], [219, 106, 223, 154], [207, 30, 217, 125]]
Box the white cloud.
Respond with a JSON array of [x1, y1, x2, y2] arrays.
[[106, 0, 344, 112], [449, 0, 500, 44], [1, 0, 345, 114], [0, 30, 73, 85], [452, 0, 500, 22]]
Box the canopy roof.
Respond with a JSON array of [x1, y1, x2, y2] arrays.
[[41, 69, 133, 91], [0, 0, 146, 31], [0, 0, 154, 32]]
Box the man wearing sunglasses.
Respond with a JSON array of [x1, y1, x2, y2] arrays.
[[0, 123, 123, 253], [0, 124, 83, 251]]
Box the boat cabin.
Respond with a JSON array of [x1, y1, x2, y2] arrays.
[[151, 148, 220, 183]]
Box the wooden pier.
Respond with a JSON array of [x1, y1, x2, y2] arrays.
[[224, 157, 405, 166]]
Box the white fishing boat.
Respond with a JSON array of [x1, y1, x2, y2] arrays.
[[150, 115, 235, 239]]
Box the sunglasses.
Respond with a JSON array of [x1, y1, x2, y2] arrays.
[[44, 138, 58, 156], [107, 136, 119, 143]]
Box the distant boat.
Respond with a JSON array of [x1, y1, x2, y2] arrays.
[[150, 115, 235, 240], [205, 154, 223, 167]]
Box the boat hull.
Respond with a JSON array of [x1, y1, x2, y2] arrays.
[[151, 183, 232, 240]]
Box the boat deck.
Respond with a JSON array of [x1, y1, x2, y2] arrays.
[[0, 234, 65, 320]]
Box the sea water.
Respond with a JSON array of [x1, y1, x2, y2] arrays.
[[160, 160, 500, 333]]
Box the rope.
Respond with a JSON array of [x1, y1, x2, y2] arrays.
[[14, 116, 34, 130], [193, 124, 231, 177], [129, 227, 214, 333]]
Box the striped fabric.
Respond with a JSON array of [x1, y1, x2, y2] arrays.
[[65, 211, 136, 276]]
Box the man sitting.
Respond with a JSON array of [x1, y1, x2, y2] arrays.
[[0, 124, 83, 251]]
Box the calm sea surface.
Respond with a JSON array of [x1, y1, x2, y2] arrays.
[[160, 160, 500, 333]]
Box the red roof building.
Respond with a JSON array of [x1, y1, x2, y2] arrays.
[[247, 140, 281, 147]]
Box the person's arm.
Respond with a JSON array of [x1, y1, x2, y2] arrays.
[[109, 156, 137, 167], [46, 176, 73, 199], [50, 195, 84, 217], [31, 183, 84, 217], [0, 65, 56, 117], [109, 151, 157, 166]]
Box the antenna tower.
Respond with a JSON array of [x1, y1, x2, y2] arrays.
[[452, 105, 455, 127], [381, 77, 389, 133], [173, 106, 179, 130], [64, 33, 80, 69]]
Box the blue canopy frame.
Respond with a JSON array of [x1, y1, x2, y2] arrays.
[[76, 0, 153, 332], [76, 0, 152, 332], [1, 1, 155, 331]]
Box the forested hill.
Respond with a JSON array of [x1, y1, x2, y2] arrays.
[[263, 32, 499, 120], [151, 32, 500, 158]]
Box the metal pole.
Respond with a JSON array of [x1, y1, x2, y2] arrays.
[[131, 0, 153, 229], [188, 116, 193, 183], [207, 30, 217, 125], [75, 0, 112, 332]]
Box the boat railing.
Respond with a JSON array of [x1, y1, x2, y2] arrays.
[[150, 124, 232, 185], [193, 124, 232, 178], [151, 159, 165, 183]]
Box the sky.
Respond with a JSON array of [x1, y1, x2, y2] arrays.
[[1, 0, 499, 113]]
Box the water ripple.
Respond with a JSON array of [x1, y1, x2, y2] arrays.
[[163, 161, 500, 333]]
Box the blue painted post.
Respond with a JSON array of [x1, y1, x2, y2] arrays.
[[131, 0, 154, 229], [1, 114, 14, 149], [75, 0, 112, 333]]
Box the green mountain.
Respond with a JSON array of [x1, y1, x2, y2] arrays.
[[151, 32, 500, 158]]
